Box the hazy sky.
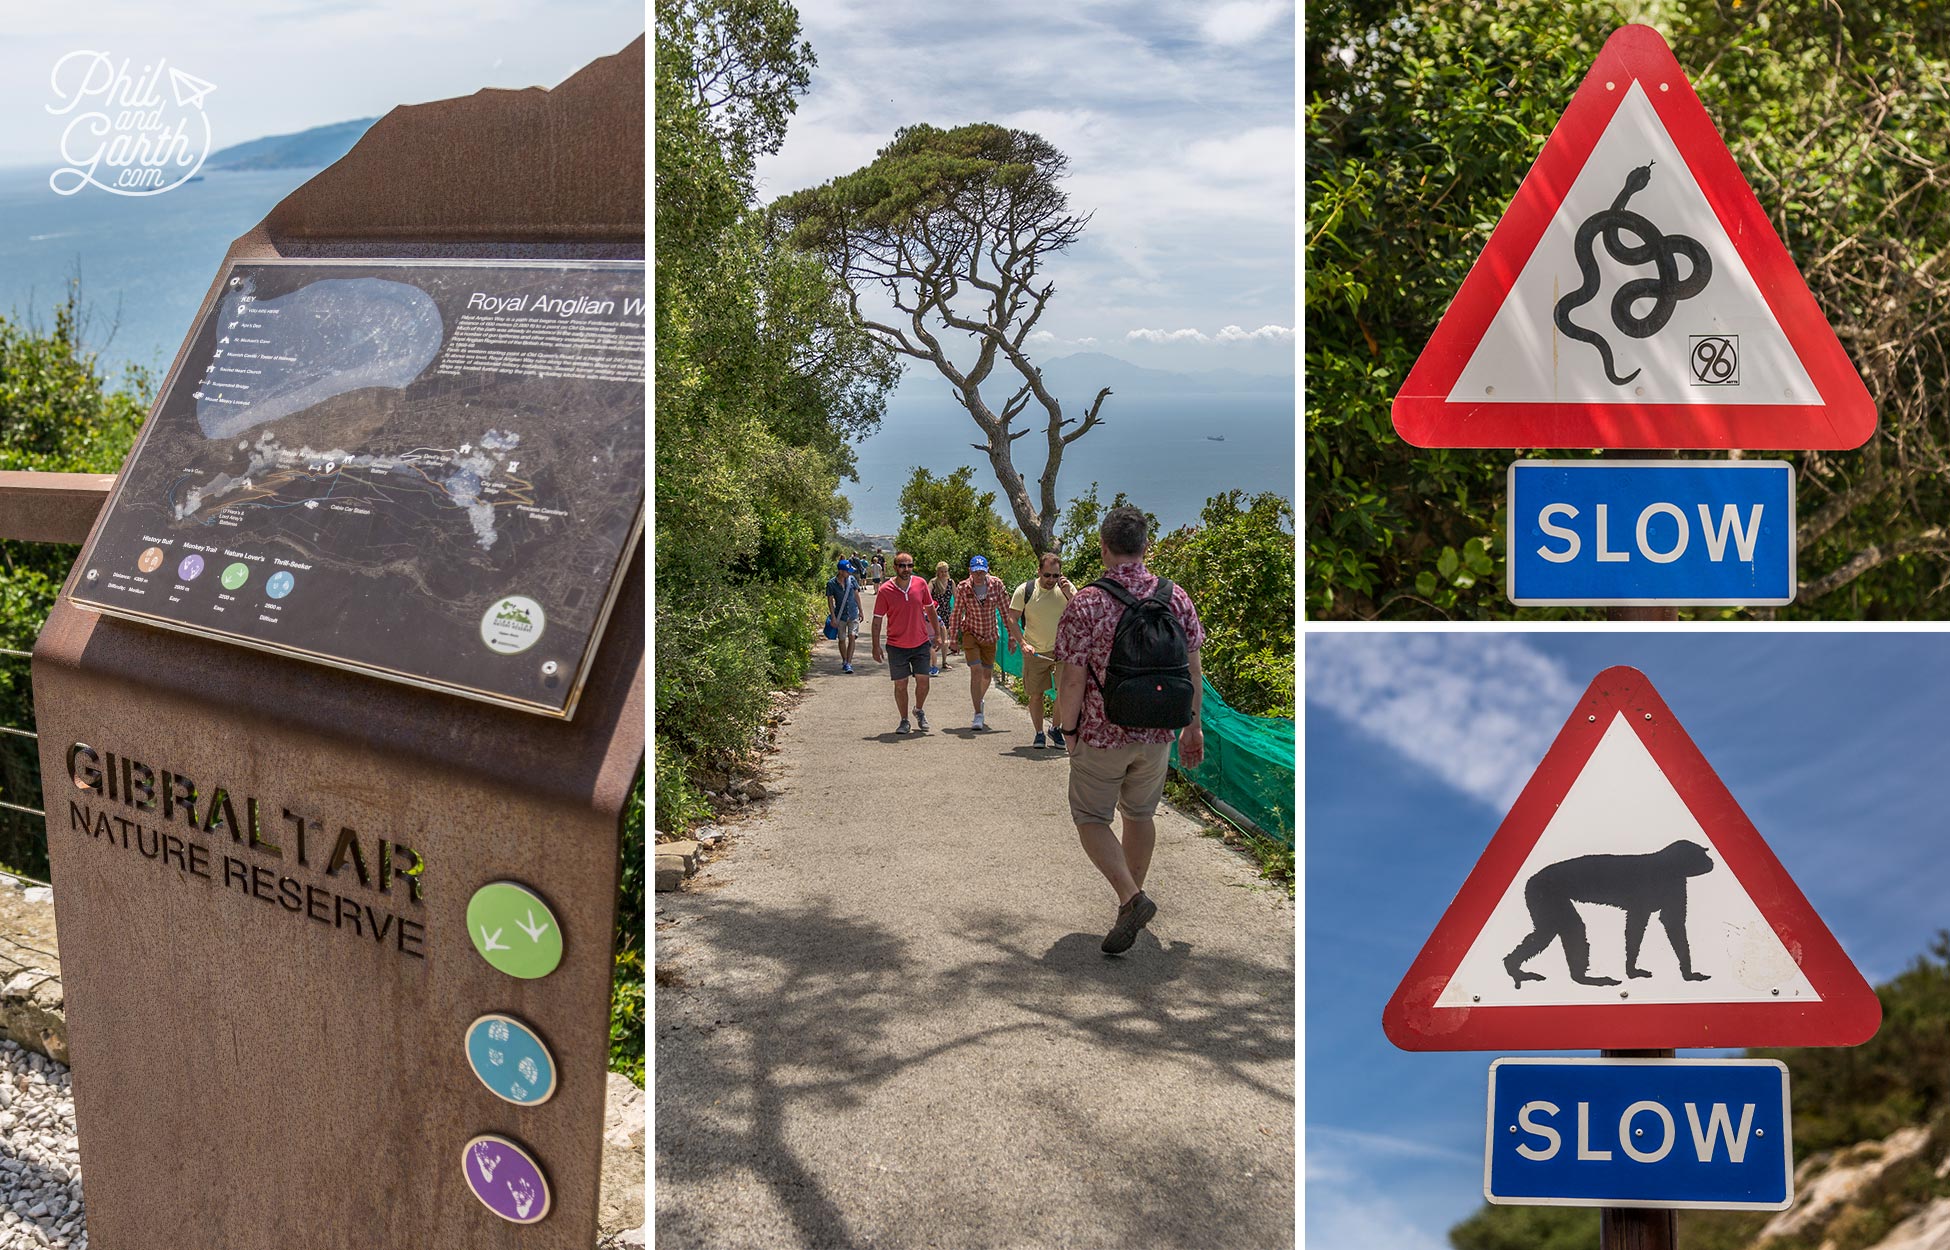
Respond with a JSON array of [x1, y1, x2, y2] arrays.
[[753, 0, 1296, 377], [0, 1, 643, 166], [1306, 632, 1950, 1250]]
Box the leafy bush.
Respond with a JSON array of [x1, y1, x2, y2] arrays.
[[610, 773, 645, 1087], [1309, 1, 1950, 619], [656, 0, 894, 843], [0, 291, 152, 878], [893, 466, 1033, 576], [1149, 491, 1296, 717]]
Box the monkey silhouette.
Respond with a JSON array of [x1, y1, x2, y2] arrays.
[[1503, 840, 1716, 988]]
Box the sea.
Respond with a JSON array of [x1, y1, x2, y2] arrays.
[[847, 384, 1294, 536], [0, 163, 1295, 535], [0, 163, 320, 382]]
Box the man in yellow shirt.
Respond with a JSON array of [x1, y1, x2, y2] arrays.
[[1007, 551, 1077, 747]]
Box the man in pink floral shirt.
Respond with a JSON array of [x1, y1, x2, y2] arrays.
[[1054, 505, 1206, 954]]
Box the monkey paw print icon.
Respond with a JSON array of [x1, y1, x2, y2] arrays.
[[1383, 666, 1880, 1053]]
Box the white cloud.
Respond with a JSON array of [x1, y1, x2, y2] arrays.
[[1217, 323, 1294, 343], [1127, 323, 1292, 346], [1308, 1125, 1478, 1165], [750, 2, 1293, 356], [1307, 1184, 1451, 1250], [1306, 635, 1581, 810], [1200, 1, 1292, 47]]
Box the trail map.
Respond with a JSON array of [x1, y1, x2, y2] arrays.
[[70, 258, 645, 717]]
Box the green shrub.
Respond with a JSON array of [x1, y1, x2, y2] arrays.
[[653, 738, 716, 835], [1150, 491, 1296, 717], [0, 290, 152, 878]]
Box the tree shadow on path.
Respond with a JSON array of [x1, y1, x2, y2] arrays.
[[656, 896, 1293, 1249]]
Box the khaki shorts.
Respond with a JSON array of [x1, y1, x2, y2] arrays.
[[1068, 740, 1171, 825], [960, 635, 997, 668], [1021, 650, 1062, 697]]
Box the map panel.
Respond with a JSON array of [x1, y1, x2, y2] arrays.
[[70, 258, 645, 718]]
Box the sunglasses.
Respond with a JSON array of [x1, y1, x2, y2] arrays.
[[895, 562, 913, 569]]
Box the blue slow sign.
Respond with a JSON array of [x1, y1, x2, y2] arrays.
[[1507, 460, 1795, 607], [1486, 1058, 1792, 1210]]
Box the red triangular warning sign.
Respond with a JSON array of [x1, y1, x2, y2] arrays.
[[1391, 25, 1875, 450], [1382, 666, 1880, 1051]]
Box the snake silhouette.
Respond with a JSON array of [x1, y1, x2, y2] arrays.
[[1553, 162, 1712, 386]]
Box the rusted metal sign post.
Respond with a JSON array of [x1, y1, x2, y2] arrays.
[[31, 38, 644, 1250]]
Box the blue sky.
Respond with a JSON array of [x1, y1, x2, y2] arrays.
[[1305, 632, 1950, 1249], [0, 1, 643, 167], [752, 0, 1296, 378]]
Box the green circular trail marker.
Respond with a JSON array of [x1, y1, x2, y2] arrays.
[[220, 562, 250, 590], [466, 881, 563, 978]]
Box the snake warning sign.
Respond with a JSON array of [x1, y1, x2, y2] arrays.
[[1391, 25, 1875, 450]]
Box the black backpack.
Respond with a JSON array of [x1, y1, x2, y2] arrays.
[[1087, 577, 1195, 729]]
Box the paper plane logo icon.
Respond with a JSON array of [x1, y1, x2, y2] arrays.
[[168, 68, 217, 110]]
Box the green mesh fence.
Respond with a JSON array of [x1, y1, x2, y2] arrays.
[[989, 606, 1294, 847]]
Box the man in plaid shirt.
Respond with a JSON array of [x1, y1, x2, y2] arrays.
[[949, 555, 1008, 730], [1054, 505, 1206, 954]]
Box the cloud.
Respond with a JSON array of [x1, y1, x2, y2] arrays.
[[1305, 1125, 1475, 1250], [1306, 634, 1581, 809], [1126, 324, 1293, 346], [751, 2, 1293, 357], [1200, 1, 1292, 47], [1308, 1124, 1478, 1165], [1306, 1183, 1452, 1250], [1217, 323, 1294, 343]]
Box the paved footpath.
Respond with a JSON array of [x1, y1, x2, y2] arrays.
[[655, 588, 1294, 1250]]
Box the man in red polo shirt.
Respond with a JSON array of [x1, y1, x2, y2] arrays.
[[1054, 505, 1206, 954], [871, 551, 938, 734]]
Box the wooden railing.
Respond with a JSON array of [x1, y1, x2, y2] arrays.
[[0, 472, 115, 545], [0, 471, 113, 834]]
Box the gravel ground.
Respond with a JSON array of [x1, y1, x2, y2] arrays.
[[0, 1041, 82, 1249]]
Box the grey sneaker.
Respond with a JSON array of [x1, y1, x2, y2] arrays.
[[897, 718, 911, 735], [915, 709, 929, 731], [1101, 891, 1157, 954]]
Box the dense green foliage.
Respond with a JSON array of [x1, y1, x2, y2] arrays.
[[611, 775, 646, 1086], [1310, 1, 1950, 618], [1754, 932, 1950, 1156], [1451, 933, 1950, 1247], [655, 0, 895, 833], [892, 466, 1033, 580], [0, 294, 150, 878], [1150, 492, 1296, 717]]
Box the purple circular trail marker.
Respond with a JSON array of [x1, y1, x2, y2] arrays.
[[461, 1134, 551, 1225]]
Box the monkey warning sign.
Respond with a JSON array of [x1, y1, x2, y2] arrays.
[[1390, 24, 1874, 450], [1382, 665, 1880, 1051]]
